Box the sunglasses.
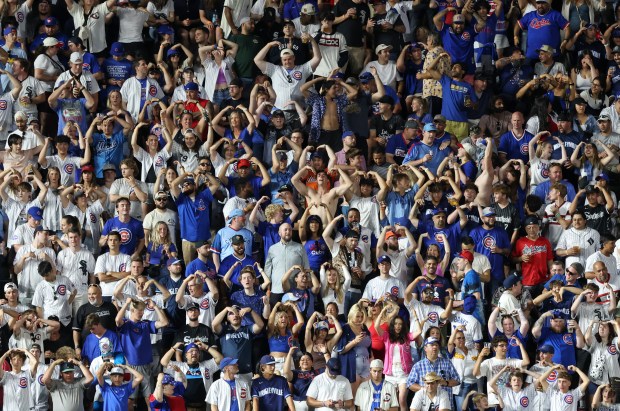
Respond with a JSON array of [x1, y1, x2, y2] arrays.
[[155, 197, 167, 201], [566, 269, 578, 275]]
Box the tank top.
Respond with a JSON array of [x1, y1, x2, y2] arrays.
[[268, 330, 292, 354]]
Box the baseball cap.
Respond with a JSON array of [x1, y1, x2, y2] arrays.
[[375, 44, 393, 54], [377, 255, 392, 264], [183, 176, 196, 185], [301, 3, 315, 14], [282, 292, 300, 303], [230, 78, 243, 87], [536, 44, 555, 54], [596, 173, 609, 182], [259, 355, 276, 365], [271, 109, 285, 118], [538, 344, 555, 353], [326, 358, 341, 375], [185, 302, 200, 310], [110, 41, 125, 56], [345, 77, 359, 85], [452, 14, 465, 23], [167, 48, 180, 57], [2, 27, 15, 36], [423, 123, 438, 132], [183, 82, 199, 91], [523, 215, 540, 226], [613, 45, 620, 54], [81, 164, 95, 174], [551, 309, 566, 320], [69, 52, 83, 64], [158, 25, 174, 35], [358, 72, 374, 83], [60, 362, 75, 373], [43, 37, 59, 47], [598, 113, 611, 121], [459, 250, 474, 263], [166, 258, 181, 267], [370, 359, 384, 369], [482, 207, 496, 217], [162, 374, 175, 385], [385, 230, 399, 240], [424, 337, 440, 346], [227, 209, 244, 224], [44, 16, 58, 26], [378, 95, 394, 105], [278, 184, 293, 193], [342, 130, 355, 139], [3, 282, 17, 292], [405, 118, 419, 129], [28, 206, 43, 221], [573, 97, 587, 106], [237, 158, 251, 168], [231, 234, 245, 245], [280, 48, 294, 58], [184, 343, 199, 353], [503, 273, 521, 289], [219, 357, 238, 370], [557, 111, 572, 122], [433, 114, 447, 123], [110, 366, 124, 375], [238, 16, 251, 26], [102, 163, 116, 172]]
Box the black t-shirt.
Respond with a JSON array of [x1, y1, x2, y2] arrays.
[[369, 11, 404, 52], [268, 37, 311, 65], [369, 114, 404, 141], [183, 362, 208, 403], [174, 323, 216, 361], [72, 302, 119, 340], [493, 202, 521, 235], [220, 96, 249, 111], [582, 204, 611, 236], [334, 0, 370, 47]]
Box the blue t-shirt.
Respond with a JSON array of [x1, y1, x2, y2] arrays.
[[386, 189, 418, 226], [251, 375, 292, 411], [539, 323, 577, 369], [211, 227, 253, 261], [119, 319, 157, 365], [402, 141, 450, 174], [422, 221, 462, 259], [231, 288, 266, 326], [304, 237, 330, 272], [257, 218, 290, 258], [185, 257, 216, 278], [82, 329, 120, 364], [439, 25, 476, 73], [101, 382, 134, 410], [498, 130, 534, 163], [473, 14, 497, 45], [469, 225, 511, 281], [218, 254, 257, 290], [102, 217, 145, 256], [519, 10, 569, 60], [386, 133, 414, 165], [176, 189, 215, 242], [92, 131, 125, 178], [415, 276, 453, 307], [147, 242, 178, 266], [551, 131, 582, 160], [439, 75, 477, 122], [101, 58, 133, 92], [461, 268, 482, 297], [533, 179, 577, 203], [227, 176, 263, 198], [55, 98, 89, 135], [493, 329, 528, 359], [30, 33, 69, 52], [291, 370, 318, 401]]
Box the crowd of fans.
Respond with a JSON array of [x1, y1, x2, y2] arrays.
[[1, 0, 620, 409]]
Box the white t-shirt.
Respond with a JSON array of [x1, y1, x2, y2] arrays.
[[116, 7, 150, 43], [478, 357, 524, 406], [306, 373, 353, 411], [0, 370, 34, 411], [406, 298, 445, 335], [449, 312, 483, 348], [220, 0, 252, 37], [410, 388, 451, 411], [31, 275, 76, 326], [57, 247, 96, 294], [94, 252, 132, 297], [143, 208, 178, 245], [497, 385, 538, 411], [549, 387, 584, 411], [33, 53, 64, 92], [14, 76, 45, 119], [363, 61, 403, 90], [178, 293, 217, 327], [109, 178, 149, 220], [14, 245, 57, 299], [362, 275, 406, 301]]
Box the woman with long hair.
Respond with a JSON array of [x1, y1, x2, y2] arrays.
[[282, 347, 319, 411], [170, 121, 210, 175], [585, 320, 620, 394], [211, 105, 256, 149], [304, 311, 342, 372], [579, 77, 608, 117], [572, 51, 599, 92], [375, 301, 420, 411], [592, 384, 618, 411], [570, 140, 615, 184], [408, 96, 433, 126], [526, 95, 558, 135], [319, 261, 350, 317], [528, 131, 567, 193], [572, 97, 598, 138], [198, 40, 239, 111], [449, 328, 480, 411], [335, 302, 372, 396], [301, 210, 331, 274], [33, 37, 64, 134], [145, 221, 178, 279], [267, 301, 305, 373], [104, 90, 132, 134]]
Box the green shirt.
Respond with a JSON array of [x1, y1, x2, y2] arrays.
[[229, 33, 265, 78]]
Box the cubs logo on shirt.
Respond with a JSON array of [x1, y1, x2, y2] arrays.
[[0, 101, 7, 110], [38, 374, 45, 386], [361, 234, 369, 243], [16, 11, 24, 22], [119, 263, 126, 272], [149, 85, 157, 96], [390, 286, 399, 296], [118, 228, 132, 244], [483, 235, 496, 249], [608, 345, 618, 355], [547, 371, 557, 382], [461, 32, 471, 40], [541, 166, 549, 178], [291, 71, 303, 81], [428, 312, 439, 322], [155, 156, 165, 167], [204, 369, 210, 379], [520, 144, 528, 155], [90, 213, 97, 223], [57, 284, 67, 295], [200, 299, 210, 309], [520, 397, 530, 407], [564, 394, 574, 404], [64, 163, 75, 174], [563, 334, 573, 345], [434, 232, 445, 243], [240, 387, 247, 399], [18, 377, 27, 388], [383, 393, 392, 402]]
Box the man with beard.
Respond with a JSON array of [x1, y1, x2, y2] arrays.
[[433, 12, 476, 75], [402, 124, 451, 174], [533, 45, 567, 77], [498, 112, 535, 164], [511, 216, 553, 296], [173, 302, 217, 360], [375, 226, 415, 283], [470, 207, 511, 297], [362, 255, 406, 302], [532, 310, 585, 369], [412, 207, 468, 261], [161, 341, 222, 409], [386, 118, 418, 165], [405, 275, 454, 335], [424, 53, 477, 140], [212, 307, 264, 384], [73, 284, 119, 360], [533, 163, 577, 204], [514, 0, 569, 61], [229, 18, 265, 89], [220, 78, 248, 109], [170, 173, 221, 266], [211, 209, 254, 271], [369, 95, 404, 152], [551, 111, 582, 161], [219, 235, 257, 293]]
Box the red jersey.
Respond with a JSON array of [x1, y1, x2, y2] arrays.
[[512, 236, 553, 286]]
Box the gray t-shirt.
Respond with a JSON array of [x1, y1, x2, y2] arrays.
[[48, 378, 89, 411]]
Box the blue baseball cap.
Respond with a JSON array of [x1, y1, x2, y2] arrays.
[[44, 16, 58, 26], [167, 48, 180, 58], [219, 357, 238, 370], [166, 258, 181, 268], [158, 25, 174, 35], [342, 130, 355, 139], [3, 27, 15, 36], [358, 72, 373, 83], [28, 206, 43, 221], [162, 374, 175, 385], [183, 81, 199, 91], [228, 209, 244, 220], [110, 42, 125, 56], [423, 123, 438, 132], [377, 255, 392, 264], [184, 343, 199, 353], [259, 355, 276, 365]]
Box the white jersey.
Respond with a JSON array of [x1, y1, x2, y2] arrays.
[[43, 155, 82, 186], [0, 92, 16, 142], [57, 247, 96, 295], [449, 312, 483, 349], [170, 84, 208, 104], [556, 227, 600, 267], [549, 387, 583, 411], [497, 385, 538, 411], [14, 245, 57, 299], [29, 362, 50, 411], [178, 293, 217, 327], [263, 61, 313, 110], [573, 302, 613, 333], [32, 275, 76, 326], [109, 178, 149, 220], [14, 2, 30, 40], [64, 200, 105, 254], [11, 223, 37, 248], [478, 357, 524, 406], [543, 201, 571, 248], [68, 2, 110, 53], [94, 252, 132, 297], [42, 188, 63, 232], [313, 31, 347, 78], [143, 208, 178, 245], [0, 370, 34, 411], [133, 146, 171, 186], [14, 76, 44, 119], [5, 198, 42, 247], [171, 142, 208, 175], [410, 388, 451, 411], [406, 298, 445, 335], [348, 195, 381, 238], [585, 251, 619, 279], [220, 0, 252, 37], [362, 275, 406, 301], [54, 70, 100, 96], [120, 76, 165, 122], [206, 377, 251, 411], [164, 359, 218, 396], [9, 327, 49, 357], [202, 56, 235, 101]]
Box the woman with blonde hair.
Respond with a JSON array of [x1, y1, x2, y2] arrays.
[[146, 221, 178, 278], [335, 301, 372, 396], [570, 140, 615, 184], [267, 301, 305, 372], [319, 261, 350, 317], [528, 131, 567, 193]]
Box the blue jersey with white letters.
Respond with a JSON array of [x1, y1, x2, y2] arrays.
[[519, 10, 569, 60], [251, 375, 291, 411]]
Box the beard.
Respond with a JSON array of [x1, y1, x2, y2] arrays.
[[388, 243, 399, 251]]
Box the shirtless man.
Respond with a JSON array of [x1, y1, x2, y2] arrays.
[[291, 166, 353, 222], [475, 137, 498, 207]]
